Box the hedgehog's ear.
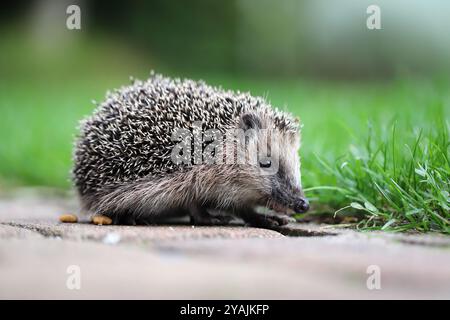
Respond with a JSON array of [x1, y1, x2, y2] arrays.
[[240, 113, 261, 130]]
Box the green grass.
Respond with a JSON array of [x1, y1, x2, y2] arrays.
[[311, 118, 449, 233], [0, 32, 449, 233]]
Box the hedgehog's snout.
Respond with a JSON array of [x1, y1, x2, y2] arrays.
[[269, 187, 310, 214], [293, 197, 310, 213]]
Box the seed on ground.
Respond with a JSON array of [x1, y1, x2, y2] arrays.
[[92, 215, 113, 225], [59, 214, 78, 223]]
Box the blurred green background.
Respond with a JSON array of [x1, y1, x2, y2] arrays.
[[1, 0, 449, 191]]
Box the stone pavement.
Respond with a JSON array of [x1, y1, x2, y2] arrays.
[[0, 189, 449, 299]]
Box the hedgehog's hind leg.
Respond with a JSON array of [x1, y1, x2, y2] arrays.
[[106, 209, 143, 225], [189, 206, 233, 226]]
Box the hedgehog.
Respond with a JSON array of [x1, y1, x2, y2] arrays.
[[72, 73, 309, 228]]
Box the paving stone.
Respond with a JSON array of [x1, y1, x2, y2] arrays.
[[2, 220, 284, 242], [0, 238, 345, 299], [0, 191, 449, 299]]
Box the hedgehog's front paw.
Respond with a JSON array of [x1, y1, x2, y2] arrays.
[[271, 214, 296, 226], [241, 211, 295, 229]]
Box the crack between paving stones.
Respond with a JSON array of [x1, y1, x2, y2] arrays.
[[1, 222, 64, 238], [273, 225, 338, 237]]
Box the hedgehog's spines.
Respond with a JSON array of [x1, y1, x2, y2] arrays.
[[73, 73, 299, 196]]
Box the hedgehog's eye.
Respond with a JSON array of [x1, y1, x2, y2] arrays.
[[259, 159, 271, 168]]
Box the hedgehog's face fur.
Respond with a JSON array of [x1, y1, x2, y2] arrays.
[[237, 110, 309, 214]]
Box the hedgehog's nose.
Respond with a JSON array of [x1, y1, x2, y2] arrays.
[[294, 198, 310, 213]]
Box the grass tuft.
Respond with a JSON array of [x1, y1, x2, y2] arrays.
[[309, 115, 450, 234]]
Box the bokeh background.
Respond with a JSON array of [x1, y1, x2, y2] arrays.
[[1, 0, 449, 192]]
